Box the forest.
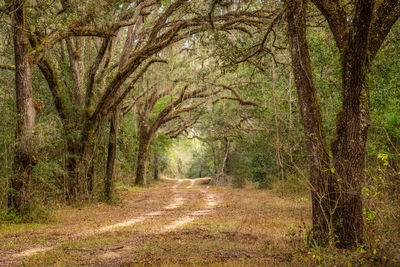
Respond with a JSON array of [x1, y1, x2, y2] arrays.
[[0, 0, 399, 266]]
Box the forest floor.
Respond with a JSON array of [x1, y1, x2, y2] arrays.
[[0, 177, 316, 266]]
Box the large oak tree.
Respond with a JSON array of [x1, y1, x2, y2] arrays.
[[286, 0, 400, 247]]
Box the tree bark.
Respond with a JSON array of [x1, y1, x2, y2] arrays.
[[8, 0, 37, 213], [74, 119, 97, 198], [65, 140, 79, 199], [153, 154, 159, 180], [286, 0, 335, 242], [135, 111, 151, 186], [330, 0, 374, 248], [135, 132, 151, 186], [105, 108, 120, 200]]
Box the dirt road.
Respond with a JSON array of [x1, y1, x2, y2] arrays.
[[0, 178, 310, 266]]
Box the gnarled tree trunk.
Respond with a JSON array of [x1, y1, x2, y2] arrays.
[[66, 119, 97, 201], [66, 140, 79, 199], [330, 1, 374, 245], [8, 0, 37, 213], [135, 131, 151, 186], [287, 0, 391, 248], [286, 0, 336, 242]]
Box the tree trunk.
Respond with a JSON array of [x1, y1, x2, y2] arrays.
[[87, 164, 94, 194], [287, 0, 375, 247], [286, 0, 335, 242], [214, 135, 231, 186], [153, 154, 159, 181], [330, 70, 369, 248], [8, 0, 37, 213], [330, 1, 374, 246], [135, 131, 150, 186], [199, 164, 203, 178], [104, 21, 136, 197], [271, 62, 285, 196], [66, 140, 79, 200], [105, 108, 120, 200], [66, 120, 97, 201], [220, 135, 230, 177]]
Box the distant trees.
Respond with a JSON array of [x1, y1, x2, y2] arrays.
[[133, 54, 223, 185]]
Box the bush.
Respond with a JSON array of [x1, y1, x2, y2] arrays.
[[362, 154, 400, 263]]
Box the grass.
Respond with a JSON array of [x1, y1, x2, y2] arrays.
[[0, 223, 49, 236]]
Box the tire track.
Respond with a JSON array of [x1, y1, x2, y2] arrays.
[[161, 188, 220, 232], [95, 180, 221, 263], [11, 179, 186, 260], [186, 179, 195, 189], [9, 178, 220, 265]]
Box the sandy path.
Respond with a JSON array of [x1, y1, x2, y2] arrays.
[[161, 189, 220, 232], [9, 178, 221, 266], [95, 180, 221, 262], [12, 179, 187, 259], [186, 179, 195, 189]]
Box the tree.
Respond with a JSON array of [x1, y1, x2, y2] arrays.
[[7, 0, 37, 213], [105, 15, 144, 201], [286, 0, 400, 247], [33, 0, 269, 199]]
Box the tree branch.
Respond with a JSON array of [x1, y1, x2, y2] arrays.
[[369, 0, 400, 60], [310, 0, 349, 51], [166, 117, 199, 139], [107, 59, 167, 116], [85, 38, 110, 115], [210, 83, 258, 106]]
